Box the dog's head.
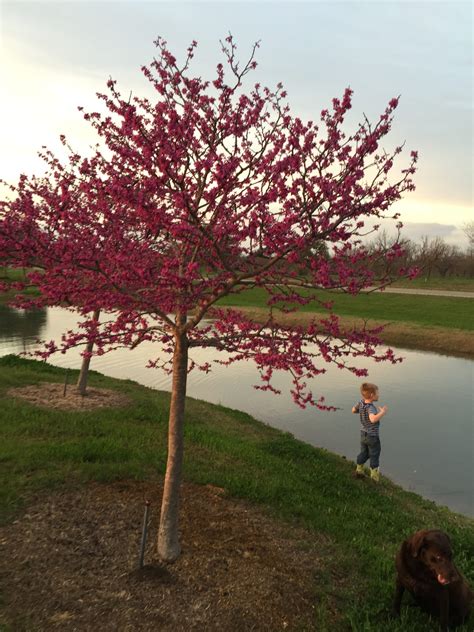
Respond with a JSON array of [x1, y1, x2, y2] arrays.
[[408, 529, 460, 585]]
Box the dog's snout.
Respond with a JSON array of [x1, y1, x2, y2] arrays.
[[435, 560, 460, 585]]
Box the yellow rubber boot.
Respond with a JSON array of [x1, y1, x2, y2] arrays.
[[353, 464, 365, 478], [370, 467, 380, 482]]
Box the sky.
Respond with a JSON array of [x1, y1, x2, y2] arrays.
[[1, 0, 472, 246]]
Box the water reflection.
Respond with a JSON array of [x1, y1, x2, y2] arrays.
[[0, 305, 473, 517], [0, 304, 47, 348]]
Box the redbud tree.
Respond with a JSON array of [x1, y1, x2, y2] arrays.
[[0, 37, 417, 561]]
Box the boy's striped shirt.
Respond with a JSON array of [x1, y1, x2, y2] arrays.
[[353, 400, 379, 436]]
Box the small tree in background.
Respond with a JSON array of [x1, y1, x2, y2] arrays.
[[462, 221, 474, 255], [462, 221, 474, 277], [0, 37, 417, 561], [417, 235, 454, 280]]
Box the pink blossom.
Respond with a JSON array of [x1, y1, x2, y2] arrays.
[[0, 37, 417, 410]]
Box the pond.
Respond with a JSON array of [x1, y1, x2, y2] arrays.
[[1, 304, 473, 517]]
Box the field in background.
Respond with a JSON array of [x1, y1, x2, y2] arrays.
[[219, 286, 474, 331]]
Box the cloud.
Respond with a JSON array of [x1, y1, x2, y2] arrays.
[[393, 199, 473, 227], [401, 222, 457, 240], [381, 220, 468, 247]]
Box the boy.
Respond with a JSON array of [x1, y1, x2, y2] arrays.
[[352, 382, 387, 482]]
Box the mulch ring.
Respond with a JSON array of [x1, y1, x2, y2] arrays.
[[0, 481, 342, 631], [7, 383, 131, 411]]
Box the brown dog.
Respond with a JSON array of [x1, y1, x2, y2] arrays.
[[393, 529, 473, 630]]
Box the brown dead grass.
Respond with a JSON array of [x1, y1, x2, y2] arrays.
[[0, 481, 341, 631], [238, 307, 474, 359], [7, 383, 131, 411]]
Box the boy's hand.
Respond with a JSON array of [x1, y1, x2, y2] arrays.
[[379, 405, 388, 415]]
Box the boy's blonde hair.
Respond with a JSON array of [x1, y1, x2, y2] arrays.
[[360, 382, 378, 399]]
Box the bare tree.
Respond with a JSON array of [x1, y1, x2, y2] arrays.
[[462, 221, 474, 260], [417, 236, 451, 280], [460, 222, 474, 277]]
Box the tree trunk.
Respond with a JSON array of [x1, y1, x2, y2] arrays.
[[157, 330, 188, 562], [76, 309, 100, 396]]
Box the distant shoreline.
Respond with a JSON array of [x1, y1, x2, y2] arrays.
[[235, 307, 474, 360]]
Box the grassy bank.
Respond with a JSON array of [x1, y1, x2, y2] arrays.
[[391, 277, 474, 291], [1, 355, 473, 631], [2, 266, 473, 292], [1, 267, 473, 358], [219, 287, 474, 358], [234, 307, 474, 359], [219, 287, 473, 330], [0, 267, 28, 282]]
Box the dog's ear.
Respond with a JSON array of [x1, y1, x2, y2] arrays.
[[440, 531, 452, 550], [409, 530, 430, 558], [434, 530, 452, 554]]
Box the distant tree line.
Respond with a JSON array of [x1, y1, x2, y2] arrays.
[[365, 222, 474, 279]]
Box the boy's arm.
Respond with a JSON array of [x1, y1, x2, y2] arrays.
[[369, 405, 387, 423], [352, 403, 360, 414]]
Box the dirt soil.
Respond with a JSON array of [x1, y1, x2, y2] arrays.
[[7, 383, 131, 411], [0, 481, 337, 631]]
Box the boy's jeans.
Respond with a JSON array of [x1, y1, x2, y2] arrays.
[[356, 431, 381, 469]]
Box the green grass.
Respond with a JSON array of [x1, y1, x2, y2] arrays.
[[0, 267, 39, 303], [1, 266, 472, 291], [1, 354, 473, 631], [219, 286, 474, 330], [391, 276, 474, 291], [0, 267, 28, 282]]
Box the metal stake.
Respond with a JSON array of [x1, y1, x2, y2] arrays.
[[138, 500, 151, 569], [63, 369, 69, 397]]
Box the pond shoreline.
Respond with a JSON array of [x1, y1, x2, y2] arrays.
[[236, 307, 474, 360], [1, 303, 473, 517], [2, 286, 473, 359]]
